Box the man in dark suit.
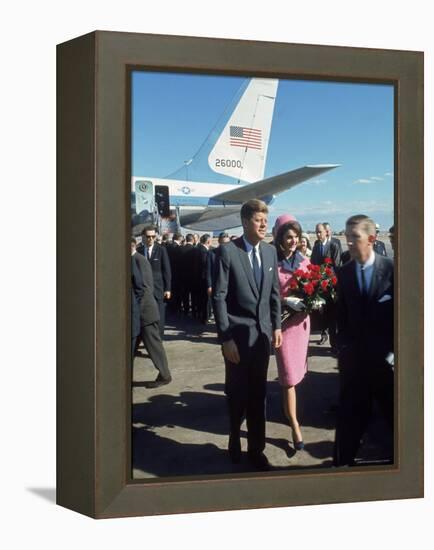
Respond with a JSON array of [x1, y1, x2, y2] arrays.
[[311, 223, 342, 267], [137, 225, 172, 337], [179, 233, 200, 317], [207, 232, 230, 295], [166, 232, 184, 314], [131, 239, 171, 387], [213, 199, 282, 471], [311, 223, 341, 350], [324, 222, 343, 255], [334, 215, 394, 466], [196, 233, 212, 325]]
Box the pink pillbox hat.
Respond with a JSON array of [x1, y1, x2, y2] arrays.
[[273, 213, 297, 232]]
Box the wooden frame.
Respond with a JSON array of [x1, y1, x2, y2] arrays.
[[57, 31, 423, 518]]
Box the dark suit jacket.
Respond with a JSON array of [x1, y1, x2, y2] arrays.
[[311, 238, 341, 268], [166, 241, 183, 277], [213, 237, 281, 349], [207, 247, 218, 289], [132, 252, 160, 326], [197, 243, 210, 283], [337, 253, 394, 367], [137, 242, 171, 302], [179, 243, 200, 286]]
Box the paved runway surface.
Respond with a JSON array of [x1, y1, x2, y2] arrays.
[[132, 312, 393, 479]]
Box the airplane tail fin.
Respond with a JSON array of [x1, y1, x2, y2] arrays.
[[208, 79, 278, 183]]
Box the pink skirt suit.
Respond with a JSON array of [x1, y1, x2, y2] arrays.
[[275, 252, 311, 387]]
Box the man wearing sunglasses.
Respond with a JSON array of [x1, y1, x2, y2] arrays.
[[137, 225, 172, 338]]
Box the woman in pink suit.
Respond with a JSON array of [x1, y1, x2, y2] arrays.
[[274, 216, 310, 450]]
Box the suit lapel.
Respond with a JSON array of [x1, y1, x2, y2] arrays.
[[235, 238, 259, 299], [258, 242, 268, 296]]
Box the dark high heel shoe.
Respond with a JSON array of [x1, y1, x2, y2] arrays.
[[291, 426, 304, 451], [294, 440, 305, 451]]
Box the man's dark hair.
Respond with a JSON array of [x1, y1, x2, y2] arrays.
[[173, 232, 182, 241], [185, 233, 195, 243], [218, 231, 229, 239], [240, 199, 268, 221], [200, 233, 211, 244], [142, 224, 158, 235], [389, 225, 394, 235], [275, 220, 303, 262]]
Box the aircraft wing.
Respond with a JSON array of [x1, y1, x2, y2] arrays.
[[211, 164, 340, 203]]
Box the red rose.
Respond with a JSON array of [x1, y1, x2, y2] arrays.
[[305, 283, 315, 296], [294, 269, 304, 277], [324, 257, 333, 264], [325, 267, 333, 276], [321, 280, 329, 290], [312, 264, 320, 272], [331, 276, 337, 286], [307, 264, 313, 271], [289, 278, 298, 290]]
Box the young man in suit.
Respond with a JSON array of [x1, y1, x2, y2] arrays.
[[213, 199, 282, 471], [137, 225, 172, 338], [131, 239, 171, 388], [334, 215, 394, 466]]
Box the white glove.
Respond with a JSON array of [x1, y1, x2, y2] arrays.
[[311, 297, 326, 311], [284, 296, 306, 312]]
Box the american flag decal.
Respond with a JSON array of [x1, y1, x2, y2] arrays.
[[230, 126, 262, 150]]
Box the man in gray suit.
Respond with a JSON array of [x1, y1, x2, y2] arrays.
[[131, 239, 171, 388], [213, 200, 282, 471]]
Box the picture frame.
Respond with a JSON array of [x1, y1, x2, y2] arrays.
[[57, 30, 423, 518]]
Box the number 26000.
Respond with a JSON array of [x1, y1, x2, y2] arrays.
[[215, 159, 243, 168]]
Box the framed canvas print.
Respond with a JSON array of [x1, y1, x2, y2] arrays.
[[57, 31, 423, 518]]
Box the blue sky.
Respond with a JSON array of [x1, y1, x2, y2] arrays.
[[132, 72, 394, 232]]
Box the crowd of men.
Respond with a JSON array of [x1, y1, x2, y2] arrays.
[[131, 208, 395, 469]]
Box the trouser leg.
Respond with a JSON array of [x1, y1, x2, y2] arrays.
[[334, 371, 370, 466], [224, 336, 269, 455], [246, 337, 269, 454], [157, 299, 166, 338], [140, 322, 171, 380]]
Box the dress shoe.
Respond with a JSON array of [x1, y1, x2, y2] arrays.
[[248, 452, 271, 471], [228, 435, 242, 463], [318, 331, 329, 345], [145, 375, 172, 388]]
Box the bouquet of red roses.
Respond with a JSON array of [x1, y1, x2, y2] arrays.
[[281, 258, 338, 324]]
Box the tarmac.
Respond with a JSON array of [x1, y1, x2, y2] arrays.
[[132, 311, 393, 479]]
